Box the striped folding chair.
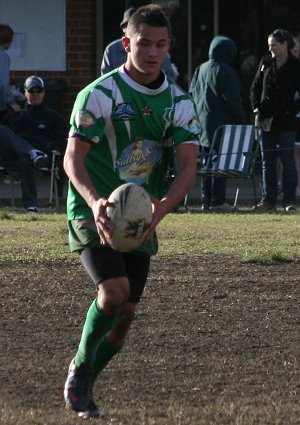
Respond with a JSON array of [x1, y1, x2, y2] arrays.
[[184, 124, 260, 209]]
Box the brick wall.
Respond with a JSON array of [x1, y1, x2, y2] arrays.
[[11, 0, 98, 122]]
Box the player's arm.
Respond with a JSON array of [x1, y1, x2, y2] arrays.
[[150, 142, 198, 231], [64, 136, 113, 243]]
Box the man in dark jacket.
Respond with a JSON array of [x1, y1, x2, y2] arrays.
[[190, 36, 246, 210], [0, 75, 67, 212]]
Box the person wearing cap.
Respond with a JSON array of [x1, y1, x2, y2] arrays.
[[250, 29, 300, 212], [0, 24, 21, 121], [100, 7, 178, 80], [0, 75, 67, 213]]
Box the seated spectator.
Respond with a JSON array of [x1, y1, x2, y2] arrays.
[[0, 75, 68, 213], [100, 7, 178, 80]]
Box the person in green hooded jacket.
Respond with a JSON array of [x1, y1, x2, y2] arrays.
[[190, 35, 246, 210]]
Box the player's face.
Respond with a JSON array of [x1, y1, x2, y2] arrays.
[[123, 24, 170, 84]]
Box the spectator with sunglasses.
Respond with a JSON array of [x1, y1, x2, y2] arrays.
[[250, 29, 300, 212], [0, 75, 67, 213]]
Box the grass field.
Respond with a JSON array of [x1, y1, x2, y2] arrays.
[[0, 208, 299, 424], [0, 208, 299, 262]]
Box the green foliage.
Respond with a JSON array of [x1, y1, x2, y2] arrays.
[[0, 210, 15, 220], [245, 249, 293, 263]]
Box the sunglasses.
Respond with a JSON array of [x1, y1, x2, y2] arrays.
[[27, 88, 44, 94]]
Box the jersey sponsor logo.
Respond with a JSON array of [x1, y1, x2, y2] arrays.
[[75, 110, 96, 129], [141, 106, 153, 116], [187, 117, 202, 135], [117, 137, 163, 185], [112, 103, 136, 120]]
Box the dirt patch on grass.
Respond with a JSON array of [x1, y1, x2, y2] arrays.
[[1, 256, 299, 425]]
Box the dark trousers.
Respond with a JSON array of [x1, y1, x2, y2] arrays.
[[202, 176, 227, 207], [201, 147, 227, 207], [0, 125, 38, 208], [260, 131, 298, 206]]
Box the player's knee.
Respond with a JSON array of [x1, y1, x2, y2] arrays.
[[98, 277, 130, 314]]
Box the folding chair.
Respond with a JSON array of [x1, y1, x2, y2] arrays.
[[43, 150, 62, 208], [0, 160, 19, 207], [184, 124, 260, 209], [0, 150, 62, 208], [163, 148, 183, 212]]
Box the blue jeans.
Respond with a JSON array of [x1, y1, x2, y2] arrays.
[[0, 125, 38, 208], [260, 131, 298, 206]]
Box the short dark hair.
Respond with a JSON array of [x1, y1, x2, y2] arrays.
[[126, 4, 172, 40], [269, 28, 295, 50], [0, 24, 14, 45]]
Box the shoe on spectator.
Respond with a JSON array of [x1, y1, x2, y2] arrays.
[[285, 205, 297, 212], [64, 358, 92, 413], [255, 202, 277, 212], [30, 149, 49, 170], [3, 174, 20, 184], [26, 206, 38, 213], [201, 203, 210, 211]]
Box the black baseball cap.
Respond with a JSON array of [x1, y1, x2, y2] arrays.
[[24, 76, 45, 91], [120, 7, 135, 29]]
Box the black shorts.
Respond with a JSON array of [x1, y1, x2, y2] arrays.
[[80, 246, 150, 304]]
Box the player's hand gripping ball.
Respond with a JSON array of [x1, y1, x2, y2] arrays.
[[106, 183, 153, 252]]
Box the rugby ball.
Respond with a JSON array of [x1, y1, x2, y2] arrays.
[[106, 183, 152, 252]]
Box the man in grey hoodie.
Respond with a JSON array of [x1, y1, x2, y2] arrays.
[[190, 35, 246, 209], [0, 24, 21, 121]]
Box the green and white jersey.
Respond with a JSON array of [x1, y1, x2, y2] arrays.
[[67, 65, 200, 221]]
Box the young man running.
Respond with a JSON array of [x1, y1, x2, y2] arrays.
[[63, 4, 200, 419]]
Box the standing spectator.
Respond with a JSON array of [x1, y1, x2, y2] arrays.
[[0, 24, 21, 121], [291, 39, 300, 199], [190, 35, 246, 210], [250, 29, 300, 212], [0, 76, 68, 212], [295, 112, 300, 199], [63, 4, 200, 419], [276, 38, 300, 197], [100, 7, 177, 80]]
